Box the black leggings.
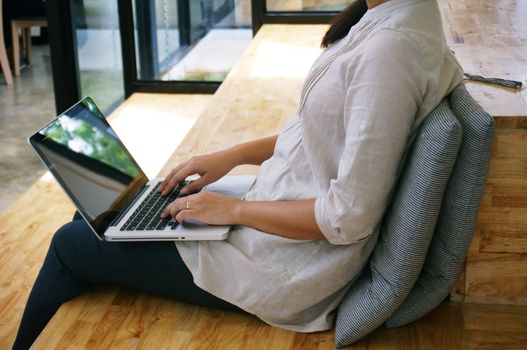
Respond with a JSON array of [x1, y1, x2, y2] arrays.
[[13, 213, 242, 350]]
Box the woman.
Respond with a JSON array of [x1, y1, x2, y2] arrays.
[[13, 0, 463, 348]]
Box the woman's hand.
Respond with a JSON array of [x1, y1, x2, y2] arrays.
[[161, 191, 242, 225], [159, 135, 278, 197], [158, 149, 241, 196]]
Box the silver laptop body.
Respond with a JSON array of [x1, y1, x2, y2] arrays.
[[28, 97, 255, 242]]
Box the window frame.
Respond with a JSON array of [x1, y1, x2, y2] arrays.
[[47, 0, 339, 114]]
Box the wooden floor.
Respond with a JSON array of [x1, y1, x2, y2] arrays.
[[1, 0, 527, 349], [29, 290, 527, 350]]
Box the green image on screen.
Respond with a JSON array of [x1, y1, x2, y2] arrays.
[[40, 100, 140, 179]]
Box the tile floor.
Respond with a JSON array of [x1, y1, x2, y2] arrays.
[[0, 45, 55, 213]]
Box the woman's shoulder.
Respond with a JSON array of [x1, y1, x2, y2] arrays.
[[345, 0, 446, 71], [378, 0, 447, 70], [348, 27, 429, 74]]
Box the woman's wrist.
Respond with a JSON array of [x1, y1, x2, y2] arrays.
[[226, 144, 249, 167], [231, 198, 246, 225]]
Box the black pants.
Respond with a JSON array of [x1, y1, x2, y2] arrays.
[[12, 213, 241, 350]]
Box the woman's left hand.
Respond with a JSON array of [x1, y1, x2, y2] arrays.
[[161, 191, 242, 225]]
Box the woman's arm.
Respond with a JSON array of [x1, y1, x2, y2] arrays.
[[160, 135, 278, 196], [231, 135, 279, 166], [161, 192, 325, 240], [235, 199, 325, 240], [161, 134, 325, 241]]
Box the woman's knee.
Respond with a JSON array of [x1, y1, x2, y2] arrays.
[[51, 222, 76, 252], [49, 220, 95, 268]]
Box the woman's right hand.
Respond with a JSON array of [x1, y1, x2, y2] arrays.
[[158, 148, 241, 197]]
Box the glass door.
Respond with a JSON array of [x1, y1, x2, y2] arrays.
[[47, 0, 341, 114], [267, 0, 348, 11], [47, 0, 126, 114], [133, 0, 252, 83], [71, 0, 125, 113]]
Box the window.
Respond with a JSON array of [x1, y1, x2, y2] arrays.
[[266, 0, 347, 11], [134, 0, 252, 83]]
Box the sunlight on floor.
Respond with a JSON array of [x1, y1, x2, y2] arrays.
[[161, 29, 252, 81], [249, 41, 322, 79], [107, 94, 211, 179], [38, 171, 55, 183]]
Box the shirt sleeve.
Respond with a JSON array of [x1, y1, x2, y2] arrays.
[[315, 29, 429, 245]]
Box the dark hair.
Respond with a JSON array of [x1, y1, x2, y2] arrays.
[[321, 0, 368, 48]]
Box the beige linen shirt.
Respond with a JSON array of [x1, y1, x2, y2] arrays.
[[176, 0, 463, 332]]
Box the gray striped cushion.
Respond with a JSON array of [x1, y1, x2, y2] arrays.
[[385, 83, 495, 327], [335, 99, 462, 347]]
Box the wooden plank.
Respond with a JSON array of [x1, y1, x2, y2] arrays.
[[450, 260, 466, 302], [494, 116, 527, 129], [480, 227, 527, 254], [32, 288, 119, 349], [110, 294, 166, 350], [463, 303, 527, 350], [465, 330, 527, 350], [491, 179, 527, 208], [469, 175, 527, 298], [464, 303, 527, 332], [474, 129, 527, 255], [477, 209, 527, 238], [0, 179, 74, 350], [490, 131, 527, 162], [461, 122, 527, 306], [465, 252, 527, 305], [239, 318, 297, 350], [212, 311, 251, 350]]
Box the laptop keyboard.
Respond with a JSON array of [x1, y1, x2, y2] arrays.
[[120, 181, 188, 231]]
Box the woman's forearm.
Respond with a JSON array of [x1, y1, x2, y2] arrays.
[[226, 136, 325, 240], [229, 135, 278, 166], [234, 199, 325, 240]]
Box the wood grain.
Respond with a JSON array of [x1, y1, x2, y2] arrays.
[[438, 0, 527, 117], [459, 127, 527, 304], [31, 296, 527, 350]]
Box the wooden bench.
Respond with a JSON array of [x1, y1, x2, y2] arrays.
[[2, 1, 527, 347]]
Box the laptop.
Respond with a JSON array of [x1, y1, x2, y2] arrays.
[[28, 97, 256, 242]]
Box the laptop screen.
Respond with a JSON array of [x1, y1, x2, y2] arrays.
[[29, 97, 149, 237]]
